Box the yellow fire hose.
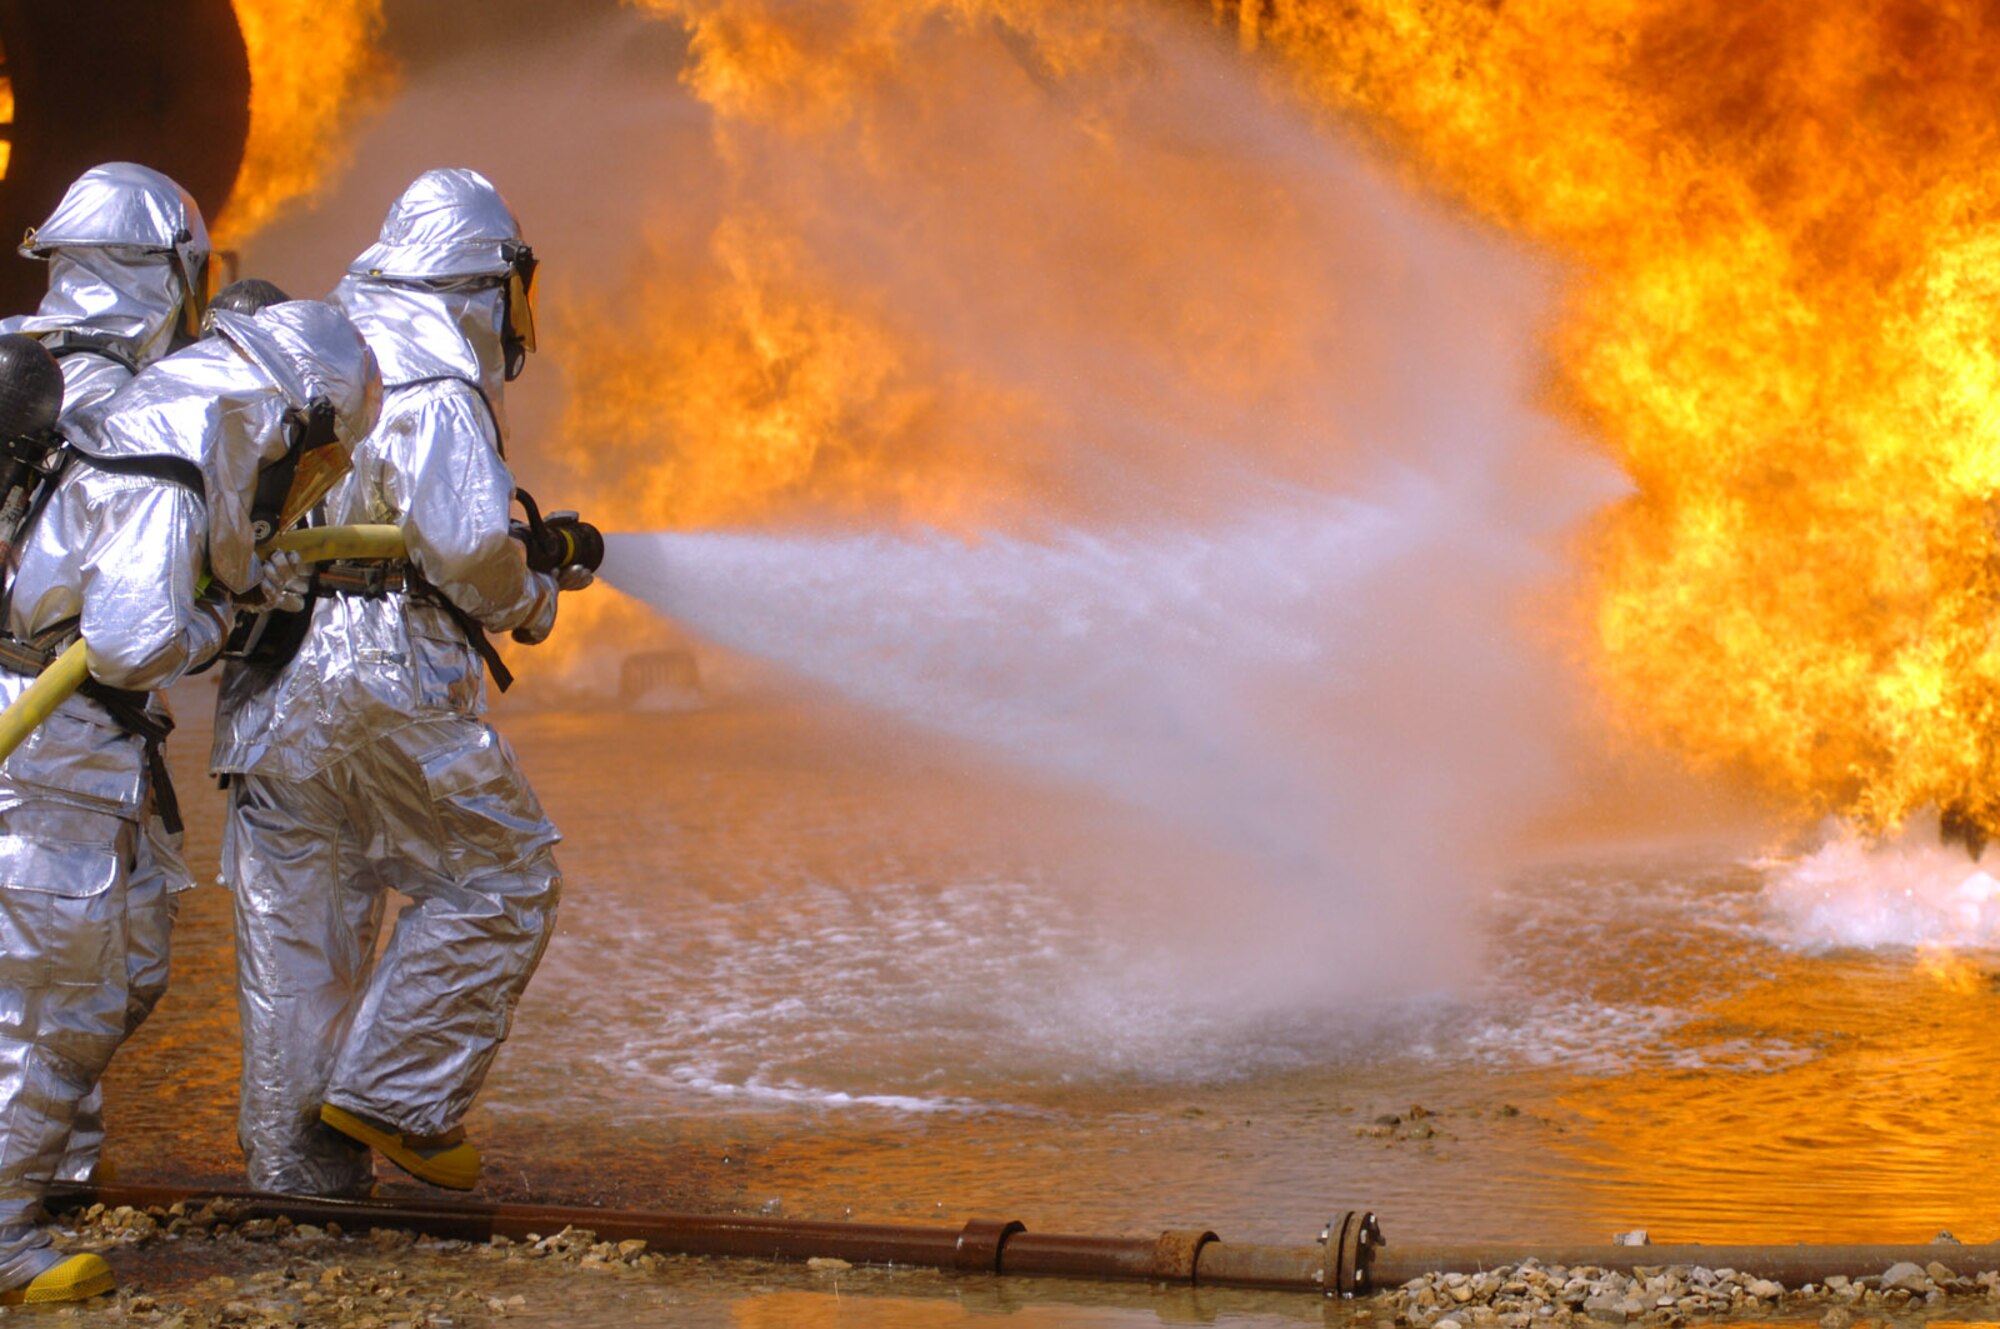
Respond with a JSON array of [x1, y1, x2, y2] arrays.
[[262, 523, 406, 565], [0, 524, 406, 766]]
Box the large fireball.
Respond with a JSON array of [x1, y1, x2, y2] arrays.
[[1249, 0, 2000, 833]]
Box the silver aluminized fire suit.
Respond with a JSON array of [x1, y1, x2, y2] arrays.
[[0, 162, 209, 1186], [0, 299, 379, 1289], [212, 168, 564, 1197]]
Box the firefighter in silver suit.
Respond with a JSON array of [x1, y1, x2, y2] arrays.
[[0, 162, 211, 1190], [214, 169, 579, 1197], [0, 299, 380, 1303]]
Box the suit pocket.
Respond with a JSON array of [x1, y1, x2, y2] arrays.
[[0, 833, 120, 899], [414, 725, 558, 878]]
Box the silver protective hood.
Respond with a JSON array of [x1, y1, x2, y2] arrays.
[[331, 273, 510, 445], [71, 301, 380, 594], [21, 163, 208, 258], [0, 249, 186, 368], [210, 302, 384, 451], [350, 168, 523, 282], [12, 164, 208, 355]]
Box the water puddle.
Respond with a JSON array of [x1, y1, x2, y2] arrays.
[[99, 688, 2000, 1281]]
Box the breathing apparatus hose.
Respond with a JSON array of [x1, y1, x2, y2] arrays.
[[0, 524, 410, 767]]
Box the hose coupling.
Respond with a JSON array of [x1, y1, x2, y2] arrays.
[[1319, 1211, 1384, 1298]]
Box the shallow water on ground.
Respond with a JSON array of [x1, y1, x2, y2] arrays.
[[97, 682, 2000, 1323]]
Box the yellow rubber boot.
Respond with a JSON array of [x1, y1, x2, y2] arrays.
[[0, 1253, 115, 1305], [319, 1103, 481, 1191]]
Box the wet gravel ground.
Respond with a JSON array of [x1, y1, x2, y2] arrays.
[[41, 1200, 683, 1327], [1385, 1256, 2000, 1328], [28, 1198, 2000, 1329]]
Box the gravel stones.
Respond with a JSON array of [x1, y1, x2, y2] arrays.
[[1383, 1255, 2000, 1328], [34, 1200, 677, 1328]]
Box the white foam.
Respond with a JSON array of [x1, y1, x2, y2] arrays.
[[659, 1064, 1006, 1115], [1463, 999, 1811, 1075], [1760, 814, 2000, 950]]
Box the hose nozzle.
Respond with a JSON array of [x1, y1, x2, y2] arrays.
[[512, 487, 603, 575], [535, 512, 604, 574]]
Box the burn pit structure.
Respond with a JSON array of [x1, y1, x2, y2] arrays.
[[0, 0, 249, 316]]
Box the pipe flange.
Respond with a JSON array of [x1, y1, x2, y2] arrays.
[[954, 1218, 1025, 1273], [1319, 1211, 1383, 1298], [1150, 1228, 1219, 1282]]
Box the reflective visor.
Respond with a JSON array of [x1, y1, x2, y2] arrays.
[[504, 247, 538, 354], [259, 403, 352, 545], [180, 250, 212, 340], [275, 438, 353, 536]]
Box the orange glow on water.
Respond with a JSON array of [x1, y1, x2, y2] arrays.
[[1555, 953, 2000, 1242]]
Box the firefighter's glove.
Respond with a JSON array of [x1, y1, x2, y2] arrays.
[[556, 564, 594, 592], [235, 548, 306, 614]]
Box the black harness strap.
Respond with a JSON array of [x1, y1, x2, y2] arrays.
[[42, 334, 140, 375], [0, 626, 184, 834], [68, 448, 205, 496], [79, 680, 182, 834], [406, 568, 514, 693]]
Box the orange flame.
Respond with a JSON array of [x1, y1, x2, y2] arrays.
[[555, 213, 1038, 534], [217, 0, 396, 248], [565, 0, 1376, 538], [577, 0, 2000, 834], [1238, 0, 2000, 832]]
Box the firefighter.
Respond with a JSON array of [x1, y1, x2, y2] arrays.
[[214, 169, 589, 1197], [0, 162, 211, 1190], [0, 297, 379, 1303]]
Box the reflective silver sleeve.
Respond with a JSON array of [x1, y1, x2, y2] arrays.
[[511, 569, 559, 645], [53, 355, 133, 421], [78, 484, 222, 691], [394, 387, 556, 636]]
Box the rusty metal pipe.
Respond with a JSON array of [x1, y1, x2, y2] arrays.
[[1194, 1240, 1333, 1290], [50, 1187, 2000, 1297], [51, 1184, 1369, 1295]]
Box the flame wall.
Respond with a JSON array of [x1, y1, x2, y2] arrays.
[[1243, 0, 2000, 831], [219, 0, 395, 247], [563, 0, 1559, 537], [230, 0, 2000, 837]]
